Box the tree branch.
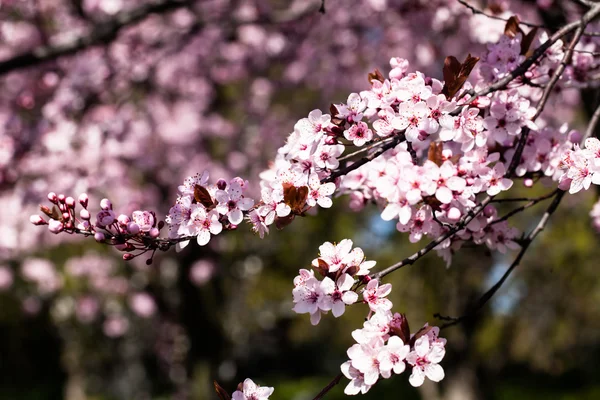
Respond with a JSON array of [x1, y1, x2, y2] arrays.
[[438, 190, 565, 330], [0, 0, 193, 76]]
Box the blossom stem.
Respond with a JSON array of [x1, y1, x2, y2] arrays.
[[311, 372, 344, 400]]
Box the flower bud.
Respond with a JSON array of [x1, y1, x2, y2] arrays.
[[123, 253, 135, 261], [66, 197, 75, 208], [568, 130, 582, 144], [483, 205, 496, 218], [96, 210, 116, 227], [117, 214, 130, 226], [62, 212, 70, 221], [78, 221, 90, 230], [447, 207, 461, 221], [100, 198, 112, 210], [80, 209, 90, 220], [48, 219, 64, 234], [149, 227, 160, 238], [523, 178, 534, 188], [30, 215, 46, 225], [47, 192, 58, 203], [558, 177, 572, 191], [216, 179, 227, 190], [57, 194, 66, 203], [94, 232, 105, 242], [78, 193, 89, 208], [127, 222, 140, 235], [324, 135, 338, 145]]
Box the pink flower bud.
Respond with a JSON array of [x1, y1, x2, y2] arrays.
[[96, 209, 116, 227], [48, 219, 64, 234], [48, 192, 58, 203], [100, 198, 112, 210], [117, 214, 130, 226], [216, 179, 227, 190], [568, 130, 582, 144], [94, 232, 105, 242], [324, 135, 338, 145], [558, 177, 572, 191], [66, 197, 75, 208], [57, 194, 66, 203], [123, 253, 135, 261], [127, 222, 140, 235], [78, 193, 89, 208], [524, 178, 534, 188], [447, 207, 461, 221], [149, 227, 160, 238], [62, 212, 70, 221], [78, 221, 91, 230], [30, 215, 46, 225], [483, 205, 497, 218], [80, 209, 90, 220]]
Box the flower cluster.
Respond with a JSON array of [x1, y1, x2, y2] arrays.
[[166, 171, 254, 248], [30, 192, 163, 261], [559, 137, 600, 194], [292, 240, 376, 325], [291, 240, 446, 392], [343, 316, 446, 393]]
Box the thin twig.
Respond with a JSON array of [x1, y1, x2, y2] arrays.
[[0, 0, 193, 76], [337, 137, 396, 163], [370, 196, 493, 280], [583, 99, 600, 142], [461, 5, 600, 104], [456, 0, 544, 28], [489, 189, 558, 225], [312, 372, 344, 400], [322, 135, 403, 183], [439, 190, 565, 330]]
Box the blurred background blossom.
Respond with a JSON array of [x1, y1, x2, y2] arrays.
[[1, 0, 599, 399]]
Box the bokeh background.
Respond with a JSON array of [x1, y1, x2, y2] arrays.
[[1, 0, 599, 399]]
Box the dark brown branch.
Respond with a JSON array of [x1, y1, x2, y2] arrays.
[[583, 99, 600, 142], [489, 189, 558, 225], [456, 0, 544, 28], [322, 135, 403, 183], [507, 15, 592, 177], [462, 4, 600, 104], [337, 137, 396, 163], [438, 190, 565, 330], [312, 372, 344, 400], [370, 196, 493, 280], [0, 0, 193, 76]]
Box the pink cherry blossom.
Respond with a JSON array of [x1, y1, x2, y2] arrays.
[[406, 335, 446, 387], [377, 336, 410, 378], [232, 378, 274, 400], [363, 279, 393, 312]]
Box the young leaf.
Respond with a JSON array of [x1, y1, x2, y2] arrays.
[[504, 16, 521, 38], [193, 185, 214, 208], [428, 142, 444, 166], [213, 381, 231, 400], [441, 54, 480, 99], [368, 68, 385, 84], [283, 183, 308, 214]]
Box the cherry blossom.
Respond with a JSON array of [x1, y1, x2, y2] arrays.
[[178, 204, 222, 246], [377, 336, 410, 378], [406, 335, 446, 387], [232, 378, 274, 400], [363, 279, 393, 312]]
